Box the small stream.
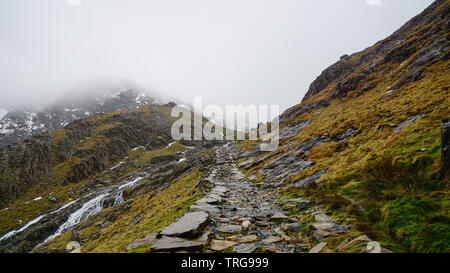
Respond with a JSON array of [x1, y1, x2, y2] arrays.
[[0, 175, 146, 251]]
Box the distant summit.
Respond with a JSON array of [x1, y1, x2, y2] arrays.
[[0, 81, 166, 148]]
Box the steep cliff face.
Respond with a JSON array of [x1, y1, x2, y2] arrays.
[[0, 83, 163, 148], [302, 0, 449, 103], [238, 0, 449, 252]]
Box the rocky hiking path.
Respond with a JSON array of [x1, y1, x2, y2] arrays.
[[128, 143, 391, 253]]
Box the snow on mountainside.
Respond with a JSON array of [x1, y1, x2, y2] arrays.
[[0, 109, 7, 120], [0, 83, 165, 148]]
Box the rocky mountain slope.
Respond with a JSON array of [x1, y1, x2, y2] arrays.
[[0, 82, 163, 149], [237, 0, 449, 253], [0, 0, 448, 253]]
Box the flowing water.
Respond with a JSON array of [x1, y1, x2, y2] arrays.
[[0, 175, 146, 250]]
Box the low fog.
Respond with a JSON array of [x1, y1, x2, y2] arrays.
[[0, 0, 433, 112]]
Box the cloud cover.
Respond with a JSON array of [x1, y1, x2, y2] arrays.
[[0, 0, 433, 112]]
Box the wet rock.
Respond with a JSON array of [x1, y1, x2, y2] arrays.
[[196, 196, 220, 205], [392, 114, 425, 134], [333, 128, 357, 142], [281, 223, 302, 232], [314, 214, 332, 223], [233, 244, 258, 253], [309, 242, 327, 253], [255, 221, 270, 228], [126, 233, 157, 251], [312, 222, 335, 230], [262, 236, 283, 244], [289, 170, 327, 188], [278, 120, 311, 140], [47, 197, 58, 203], [209, 239, 237, 251], [270, 212, 289, 221], [296, 201, 314, 210], [338, 235, 371, 252], [237, 235, 258, 243], [217, 224, 242, 234], [392, 67, 424, 90], [237, 217, 255, 223], [312, 230, 331, 241], [151, 236, 204, 252], [189, 204, 220, 215], [159, 211, 209, 238], [380, 90, 396, 101], [328, 225, 351, 233]]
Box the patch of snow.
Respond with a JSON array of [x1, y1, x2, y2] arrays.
[[0, 109, 7, 119], [33, 197, 42, 201], [167, 142, 176, 148], [178, 158, 186, 163]]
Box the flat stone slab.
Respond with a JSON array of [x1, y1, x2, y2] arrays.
[[312, 222, 335, 230], [211, 186, 228, 195], [314, 214, 332, 222], [206, 194, 223, 202], [160, 211, 209, 238], [196, 196, 220, 205], [270, 212, 289, 221], [217, 224, 242, 234], [209, 240, 237, 251], [309, 242, 327, 253], [151, 236, 204, 252], [190, 204, 220, 214], [126, 233, 157, 251], [233, 244, 258, 253], [262, 236, 283, 244]]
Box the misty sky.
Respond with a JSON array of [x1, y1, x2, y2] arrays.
[[0, 0, 434, 112]]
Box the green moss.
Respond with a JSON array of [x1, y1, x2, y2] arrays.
[[52, 129, 66, 145]]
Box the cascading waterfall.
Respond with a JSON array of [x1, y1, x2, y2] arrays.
[[0, 215, 46, 243], [37, 176, 144, 247], [39, 194, 107, 246]]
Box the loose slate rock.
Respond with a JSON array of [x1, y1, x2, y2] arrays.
[[314, 214, 332, 222], [160, 211, 209, 238], [151, 236, 204, 252], [270, 212, 289, 221], [312, 222, 335, 230], [190, 204, 220, 214], [309, 242, 327, 253], [262, 236, 283, 244], [126, 233, 157, 251], [237, 235, 258, 243], [233, 244, 258, 253], [217, 224, 242, 234], [210, 240, 237, 251]]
